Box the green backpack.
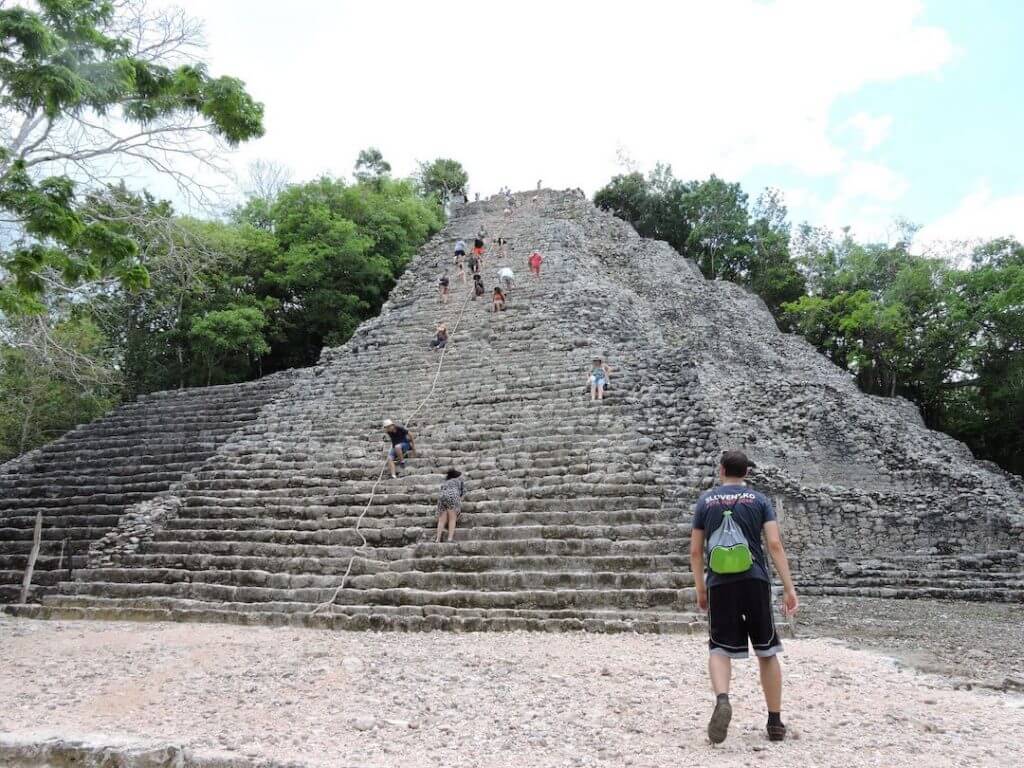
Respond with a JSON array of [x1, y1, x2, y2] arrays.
[[706, 510, 754, 575]]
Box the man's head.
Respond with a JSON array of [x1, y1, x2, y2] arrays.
[[593, 357, 602, 365], [720, 449, 755, 481], [382, 418, 395, 433]]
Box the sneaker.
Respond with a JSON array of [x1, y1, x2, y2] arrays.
[[707, 698, 732, 744], [766, 722, 786, 742]]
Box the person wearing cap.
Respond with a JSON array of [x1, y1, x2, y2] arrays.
[[382, 419, 415, 479], [689, 450, 799, 745], [588, 358, 611, 401]]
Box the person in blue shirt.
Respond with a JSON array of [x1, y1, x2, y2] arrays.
[[690, 450, 799, 744]]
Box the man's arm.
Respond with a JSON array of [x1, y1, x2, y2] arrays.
[[689, 528, 707, 612], [763, 521, 798, 616]]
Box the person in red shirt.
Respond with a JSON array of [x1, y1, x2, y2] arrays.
[[528, 251, 543, 279]]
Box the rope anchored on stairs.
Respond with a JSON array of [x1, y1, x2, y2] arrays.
[[310, 218, 508, 618]]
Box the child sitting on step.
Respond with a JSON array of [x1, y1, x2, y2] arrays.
[[430, 323, 448, 351], [492, 286, 507, 312], [472, 273, 485, 300]]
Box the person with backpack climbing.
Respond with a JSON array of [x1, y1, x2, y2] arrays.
[[689, 450, 799, 745], [528, 250, 543, 279], [588, 358, 610, 401], [382, 419, 415, 479], [435, 468, 466, 542]]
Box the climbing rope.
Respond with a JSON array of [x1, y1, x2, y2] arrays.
[[310, 216, 507, 617]]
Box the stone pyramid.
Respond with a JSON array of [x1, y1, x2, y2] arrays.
[[3, 189, 1022, 630]]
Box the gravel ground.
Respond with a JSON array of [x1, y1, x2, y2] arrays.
[[796, 596, 1024, 690], [2, 610, 1023, 768]]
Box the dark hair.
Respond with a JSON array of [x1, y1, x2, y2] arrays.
[[445, 468, 461, 479], [720, 450, 754, 478]]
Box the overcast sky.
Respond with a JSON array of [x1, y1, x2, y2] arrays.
[[154, 0, 1024, 248]]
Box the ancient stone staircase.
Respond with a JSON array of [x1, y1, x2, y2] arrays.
[[5, 192, 714, 632], [0, 374, 296, 603], [3, 188, 1023, 631]]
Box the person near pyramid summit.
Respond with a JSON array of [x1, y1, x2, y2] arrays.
[[435, 468, 466, 542], [528, 250, 543, 279], [382, 419, 415, 479], [689, 449, 799, 745], [588, 358, 610, 401], [454, 240, 467, 282]]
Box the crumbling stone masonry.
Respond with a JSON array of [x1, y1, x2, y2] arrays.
[[2, 190, 1021, 630]]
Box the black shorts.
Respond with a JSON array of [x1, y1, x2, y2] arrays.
[[707, 579, 782, 659], [454, 249, 465, 257]]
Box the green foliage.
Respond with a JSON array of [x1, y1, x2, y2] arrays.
[[594, 166, 805, 315], [416, 158, 468, 201], [89, 175, 442, 396], [0, 315, 119, 462], [354, 147, 391, 183], [0, 0, 264, 309]]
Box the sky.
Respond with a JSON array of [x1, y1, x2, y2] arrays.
[[153, 0, 1024, 250]]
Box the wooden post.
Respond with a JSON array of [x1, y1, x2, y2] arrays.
[[18, 511, 42, 605]]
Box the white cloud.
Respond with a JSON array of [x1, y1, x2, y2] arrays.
[[914, 183, 1024, 251], [142, 0, 954, 218], [847, 112, 894, 151], [787, 162, 911, 239]]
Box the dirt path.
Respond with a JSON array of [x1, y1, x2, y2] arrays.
[[2, 613, 1022, 768]]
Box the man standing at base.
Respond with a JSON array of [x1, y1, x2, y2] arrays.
[[690, 450, 799, 744]]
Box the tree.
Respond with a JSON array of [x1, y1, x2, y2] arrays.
[[416, 158, 468, 202], [0, 314, 118, 461], [353, 147, 390, 183], [189, 306, 270, 385], [748, 189, 805, 316], [0, 0, 265, 314]]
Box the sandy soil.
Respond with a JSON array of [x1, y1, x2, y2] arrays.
[[2, 614, 1023, 768]]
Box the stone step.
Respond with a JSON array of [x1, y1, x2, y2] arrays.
[[4, 599, 704, 634], [148, 522, 685, 546], [175, 495, 667, 517], [115, 551, 688, 575], [139, 536, 688, 559], [801, 585, 1024, 602], [72, 566, 694, 592], [163, 509, 681, 531], [50, 581, 696, 611]]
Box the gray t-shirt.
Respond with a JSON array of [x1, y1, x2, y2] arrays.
[[692, 484, 776, 588]]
